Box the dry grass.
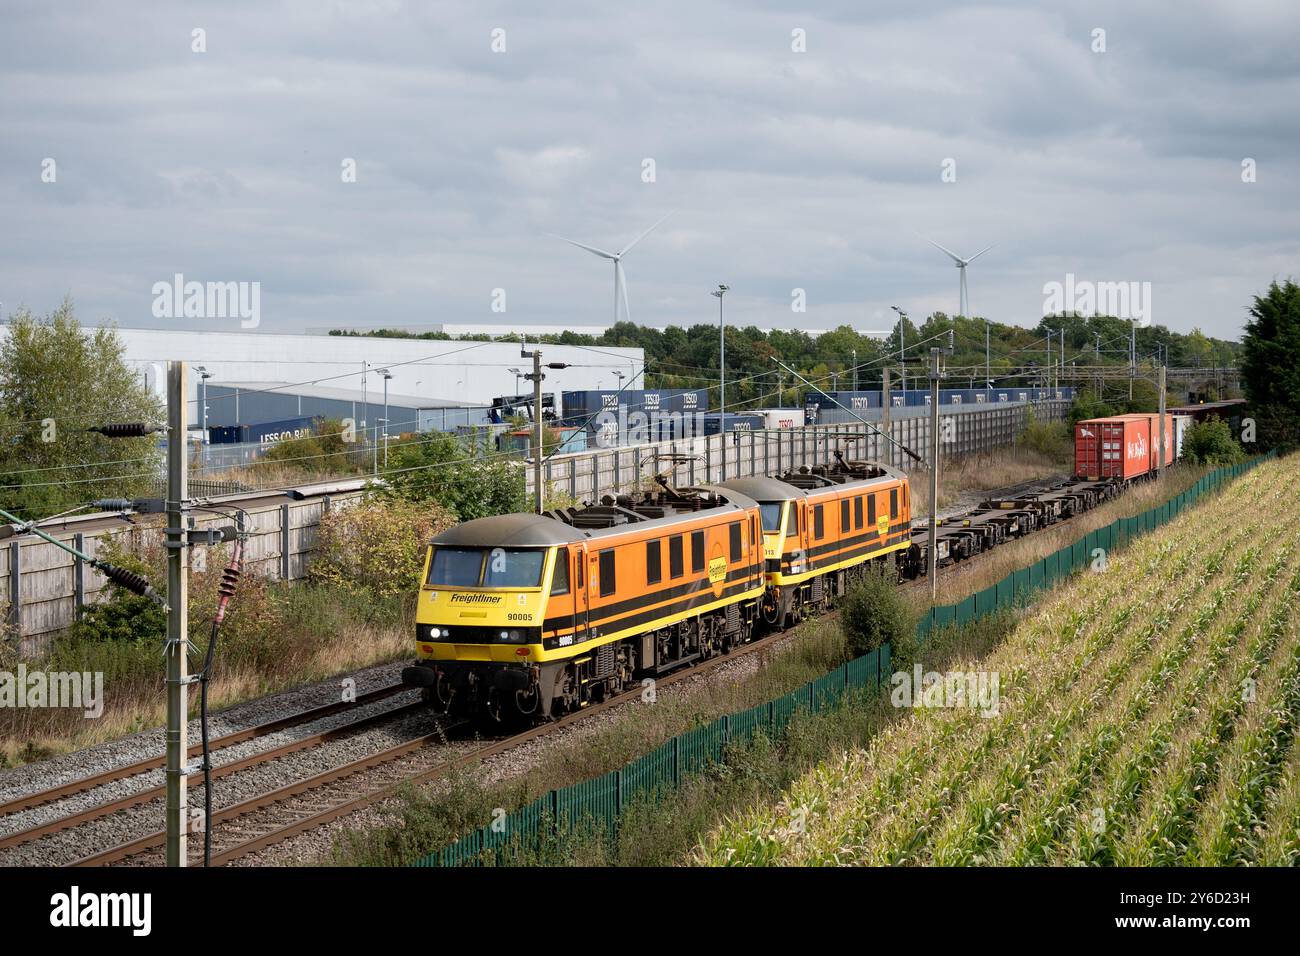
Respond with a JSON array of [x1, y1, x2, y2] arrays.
[[910, 446, 1070, 516], [331, 616, 872, 865], [928, 465, 1208, 605], [192, 459, 367, 491]]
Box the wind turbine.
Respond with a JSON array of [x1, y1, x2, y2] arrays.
[[921, 236, 994, 318], [549, 214, 670, 324], [921, 235, 995, 395]]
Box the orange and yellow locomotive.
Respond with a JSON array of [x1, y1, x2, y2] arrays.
[[402, 456, 910, 722]]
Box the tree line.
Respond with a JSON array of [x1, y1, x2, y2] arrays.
[[335, 312, 1240, 411]]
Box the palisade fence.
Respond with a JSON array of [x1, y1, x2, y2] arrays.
[[414, 451, 1276, 867]]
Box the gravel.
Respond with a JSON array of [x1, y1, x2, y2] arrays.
[[0, 660, 424, 866], [229, 629, 807, 867], [0, 641, 804, 867]]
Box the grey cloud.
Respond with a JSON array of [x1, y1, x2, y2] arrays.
[[0, 0, 1295, 341]]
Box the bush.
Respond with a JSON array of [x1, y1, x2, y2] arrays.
[[65, 541, 165, 644], [839, 564, 917, 659], [63, 535, 281, 652], [1019, 411, 1072, 460], [1181, 417, 1244, 466], [311, 497, 456, 599], [67, 592, 165, 644], [381, 431, 526, 521], [261, 417, 363, 475]]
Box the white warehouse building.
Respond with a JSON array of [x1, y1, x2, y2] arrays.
[[66, 327, 645, 421]]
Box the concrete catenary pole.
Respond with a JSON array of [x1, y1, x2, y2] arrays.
[[712, 284, 729, 480], [1060, 328, 1065, 392], [533, 347, 544, 513], [928, 348, 942, 601], [926, 332, 954, 601], [881, 365, 891, 465], [713, 284, 729, 417], [1157, 364, 1167, 477], [165, 361, 189, 867], [1129, 320, 1136, 402], [381, 369, 392, 469], [197, 367, 211, 443]]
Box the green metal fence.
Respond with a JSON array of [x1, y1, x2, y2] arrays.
[[915, 452, 1274, 637], [414, 454, 1273, 867], [413, 644, 890, 867]]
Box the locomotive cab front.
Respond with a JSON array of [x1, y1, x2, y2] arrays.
[[417, 544, 552, 657], [402, 514, 587, 721]]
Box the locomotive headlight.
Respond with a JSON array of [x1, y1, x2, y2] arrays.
[[429, 627, 442, 639]]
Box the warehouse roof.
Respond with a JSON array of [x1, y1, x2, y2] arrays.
[[207, 381, 488, 409]]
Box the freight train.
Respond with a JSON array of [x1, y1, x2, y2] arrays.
[[402, 410, 1187, 724]]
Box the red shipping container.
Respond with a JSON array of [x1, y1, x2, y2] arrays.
[[1117, 413, 1176, 470], [1075, 414, 1176, 480]]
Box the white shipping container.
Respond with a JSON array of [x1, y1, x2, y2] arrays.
[[1172, 414, 1194, 459], [756, 408, 806, 429]]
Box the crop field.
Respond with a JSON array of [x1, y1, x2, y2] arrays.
[[699, 455, 1300, 866]]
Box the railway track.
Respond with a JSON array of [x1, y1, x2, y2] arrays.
[[75, 621, 800, 867], [905, 472, 1121, 575], [0, 682, 413, 852]]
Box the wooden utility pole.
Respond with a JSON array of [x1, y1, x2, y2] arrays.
[[165, 361, 189, 867]]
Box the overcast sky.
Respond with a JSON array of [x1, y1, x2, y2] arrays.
[[1, 0, 1295, 342]]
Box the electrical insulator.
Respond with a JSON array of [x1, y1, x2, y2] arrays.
[[218, 564, 241, 600], [96, 562, 166, 607], [88, 423, 160, 438]]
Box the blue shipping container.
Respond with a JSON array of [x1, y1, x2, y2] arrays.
[[248, 416, 319, 445]]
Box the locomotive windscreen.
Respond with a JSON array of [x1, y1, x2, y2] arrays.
[[427, 547, 547, 588]]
